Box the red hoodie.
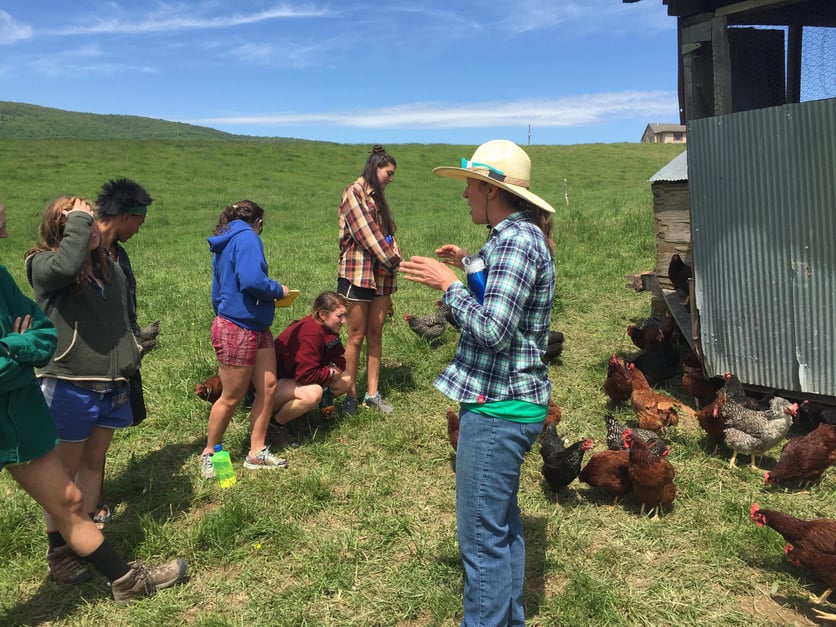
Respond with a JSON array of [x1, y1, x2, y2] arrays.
[[274, 315, 346, 385]]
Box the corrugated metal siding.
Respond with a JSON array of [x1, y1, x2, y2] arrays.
[[689, 98, 836, 397]]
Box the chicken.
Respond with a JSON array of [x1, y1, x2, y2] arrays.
[[680, 351, 724, 407], [404, 306, 448, 341], [626, 317, 666, 352], [720, 371, 770, 410], [750, 502, 836, 558], [667, 253, 692, 294], [579, 449, 632, 504], [195, 375, 254, 405], [137, 320, 160, 355], [796, 400, 836, 433], [196, 374, 222, 403], [535, 399, 561, 442], [765, 423, 836, 488], [721, 392, 798, 470], [604, 413, 667, 455], [785, 543, 836, 605], [435, 300, 459, 329], [446, 408, 459, 452], [696, 397, 725, 455], [541, 330, 565, 365], [603, 354, 632, 405], [539, 423, 592, 493], [628, 363, 695, 433], [631, 340, 680, 386], [625, 430, 676, 520]]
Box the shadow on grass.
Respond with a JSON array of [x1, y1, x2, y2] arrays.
[[522, 514, 548, 618], [0, 576, 112, 625]]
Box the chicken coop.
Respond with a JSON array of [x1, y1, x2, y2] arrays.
[[627, 0, 836, 403], [648, 150, 689, 316]]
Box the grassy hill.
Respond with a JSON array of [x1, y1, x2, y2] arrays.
[[0, 101, 254, 141]]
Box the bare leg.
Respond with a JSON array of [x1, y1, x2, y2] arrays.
[[271, 379, 321, 425], [75, 426, 116, 518], [365, 296, 391, 398], [343, 300, 369, 399], [10, 451, 104, 557], [203, 363, 251, 456], [247, 346, 277, 456], [42, 441, 84, 533]]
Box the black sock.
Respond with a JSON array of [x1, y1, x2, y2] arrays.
[[81, 540, 131, 582], [46, 531, 66, 552]]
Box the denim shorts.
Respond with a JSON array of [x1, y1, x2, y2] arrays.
[[40, 378, 132, 442], [211, 316, 273, 367]]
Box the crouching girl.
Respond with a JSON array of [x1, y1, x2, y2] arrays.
[[271, 292, 352, 426]]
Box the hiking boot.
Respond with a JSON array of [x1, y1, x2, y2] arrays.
[[243, 446, 288, 470], [341, 395, 359, 416], [111, 558, 187, 606], [364, 392, 394, 414], [199, 452, 215, 479], [47, 545, 92, 584]]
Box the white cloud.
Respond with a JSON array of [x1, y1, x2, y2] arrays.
[[0, 10, 33, 45], [192, 90, 678, 129], [52, 4, 331, 36]]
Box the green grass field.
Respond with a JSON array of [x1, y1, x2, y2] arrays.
[[0, 138, 833, 626]]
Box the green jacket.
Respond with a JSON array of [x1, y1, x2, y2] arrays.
[[0, 265, 57, 393], [26, 211, 141, 382]]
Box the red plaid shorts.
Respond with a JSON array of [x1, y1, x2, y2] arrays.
[[211, 316, 273, 367]]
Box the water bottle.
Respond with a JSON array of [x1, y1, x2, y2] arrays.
[[211, 444, 237, 488], [462, 255, 487, 304]]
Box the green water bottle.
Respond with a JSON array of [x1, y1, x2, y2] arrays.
[[211, 444, 237, 488]]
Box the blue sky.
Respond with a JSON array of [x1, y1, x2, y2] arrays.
[[0, 1, 681, 145]]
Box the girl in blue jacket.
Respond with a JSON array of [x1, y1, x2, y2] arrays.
[[201, 200, 291, 478]]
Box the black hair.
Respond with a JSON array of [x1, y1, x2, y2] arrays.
[[96, 178, 152, 218], [361, 144, 397, 236]]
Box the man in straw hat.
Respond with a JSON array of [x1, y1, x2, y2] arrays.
[[400, 139, 555, 625]]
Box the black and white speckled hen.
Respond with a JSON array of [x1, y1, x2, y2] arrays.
[[720, 392, 798, 470]]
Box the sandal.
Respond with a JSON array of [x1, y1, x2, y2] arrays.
[[92, 503, 112, 528]]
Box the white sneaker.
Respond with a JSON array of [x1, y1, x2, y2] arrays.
[[243, 446, 288, 470]]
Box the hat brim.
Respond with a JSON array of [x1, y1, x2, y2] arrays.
[[433, 166, 556, 214]]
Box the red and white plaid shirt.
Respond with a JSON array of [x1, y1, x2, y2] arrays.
[[338, 177, 401, 295]]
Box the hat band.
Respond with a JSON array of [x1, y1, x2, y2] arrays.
[[469, 167, 529, 189]]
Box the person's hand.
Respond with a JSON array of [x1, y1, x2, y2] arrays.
[[64, 197, 94, 217], [435, 244, 467, 270], [12, 315, 32, 334], [399, 255, 459, 292]]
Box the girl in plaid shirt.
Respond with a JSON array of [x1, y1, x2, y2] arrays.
[[401, 140, 556, 626], [337, 145, 402, 414]]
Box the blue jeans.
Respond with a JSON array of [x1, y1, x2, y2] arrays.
[[455, 409, 543, 627]]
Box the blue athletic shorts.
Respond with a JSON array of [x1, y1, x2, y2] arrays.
[[40, 378, 132, 442]]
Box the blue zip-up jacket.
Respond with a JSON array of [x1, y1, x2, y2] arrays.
[[209, 219, 285, 330]]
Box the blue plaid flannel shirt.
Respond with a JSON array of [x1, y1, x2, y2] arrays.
[[435, 212, 555, 406]]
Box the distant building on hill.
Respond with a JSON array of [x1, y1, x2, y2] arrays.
[[641, 123, 687, 144]]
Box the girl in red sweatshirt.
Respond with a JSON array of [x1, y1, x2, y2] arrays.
[[271, 292, 352, 426]]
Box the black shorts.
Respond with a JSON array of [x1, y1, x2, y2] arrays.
[[337, 277, 376, 303]]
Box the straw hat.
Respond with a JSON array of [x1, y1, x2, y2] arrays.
[[433, 139, 555, 214]]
